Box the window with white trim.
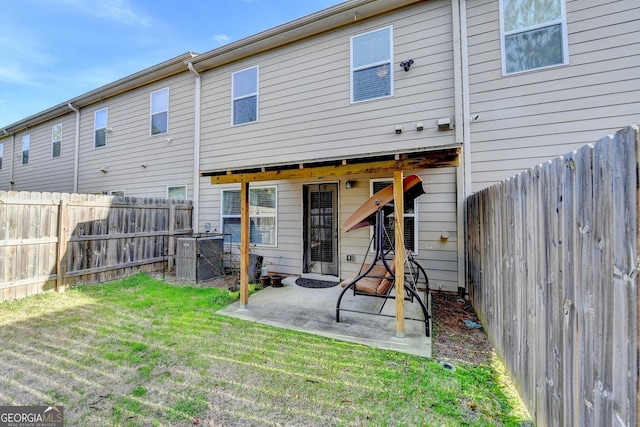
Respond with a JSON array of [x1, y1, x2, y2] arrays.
[[351, 26, 393, 103], [0, 143, 3, 169], [500, 0, 568, 75], [52, 123, 62, 158], [232, 66, 258, 125], [94, 108, 108, 148], [371, 179, 417, 253], [221, 186, 276, 246], [167, 185, 187, 200], [150, 88, 169, 135], [22, 135, 30, 165]]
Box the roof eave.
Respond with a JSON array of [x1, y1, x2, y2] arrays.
[[187, 0, 422, 73], [0, 52, 198, 137]]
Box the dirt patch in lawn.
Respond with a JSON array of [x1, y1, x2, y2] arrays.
[[431, 291, 493, 365]]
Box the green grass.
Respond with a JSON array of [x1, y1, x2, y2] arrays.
[[0, 273, 531, 426]]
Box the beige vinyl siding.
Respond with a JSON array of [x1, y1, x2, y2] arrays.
[[199, 167, 458, 291], [200, 1, 456, 171], [9, 113, 76, 192], [77, 72, 195, 197], [466, 0, 640, 192]]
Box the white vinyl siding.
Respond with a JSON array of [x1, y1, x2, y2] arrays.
[[351, 26, 393, 103], [77, 73, 195, 198], [232, 66, 258, 125], [467, 0, 639, 191], [221, 186, 276, 246], [150, 88, 169, 135], [94, 108, 108, 148], [200, 3, 455, 170], [167, 185, 187, 200], [51, 123, 62, 158], [500, 0, 568, 75], [22, 135, 30, 165]]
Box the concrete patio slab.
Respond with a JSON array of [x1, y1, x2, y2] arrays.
[[217, 275, 431, 358]]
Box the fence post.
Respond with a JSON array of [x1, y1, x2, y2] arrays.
[[56, 199, 69, 292], [168, 202, 176, 270]]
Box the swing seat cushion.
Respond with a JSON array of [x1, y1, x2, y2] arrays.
[[340, 263, 395, 295]]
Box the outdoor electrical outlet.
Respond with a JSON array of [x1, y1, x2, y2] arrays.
[[345, 254, 353, 261], [204, 222, 211, 232]]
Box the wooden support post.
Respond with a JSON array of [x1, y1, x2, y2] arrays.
[[394, 171, 405, 338], [56, 199, 69, 292], [240, 181, 250, 308]]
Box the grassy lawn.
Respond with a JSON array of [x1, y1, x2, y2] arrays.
[[0, 273, 530, 426]]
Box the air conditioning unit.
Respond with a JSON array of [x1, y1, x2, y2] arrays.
[[176, 236, 224, 282]]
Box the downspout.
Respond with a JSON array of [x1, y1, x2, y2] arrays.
[[9, 132, 15, 190], [452, 0, 471, 295], [188, 63, 201, 233], [67, 103, 80, 193]]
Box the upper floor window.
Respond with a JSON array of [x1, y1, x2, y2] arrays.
[[221, 186, 276, 246], [22, 135, 30, 165], [150, 88, 169, 135], [500, 0, 568, 75], [0, 143, 3, 169], [52, 123, 62, 158], [232, 66, 258, 125], [371, 179, 417, 253], [351, 26, 393, 103], [94, 108, 108, 148], [167, 185, 187, 200]]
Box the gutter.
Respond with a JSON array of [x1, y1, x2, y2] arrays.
[[188, 63, 201, 232], [67, 103, 80, 193], [9, 133, 15, 189], [0, 52, 197, 134]]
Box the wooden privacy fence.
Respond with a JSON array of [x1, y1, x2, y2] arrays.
[[467, 125, 639, 426], [0, 192, 192, 301]]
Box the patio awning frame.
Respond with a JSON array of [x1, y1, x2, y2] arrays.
[[204, 146, 461, 337]]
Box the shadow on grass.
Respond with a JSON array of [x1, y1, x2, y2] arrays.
[[0, 273, 530, 426]]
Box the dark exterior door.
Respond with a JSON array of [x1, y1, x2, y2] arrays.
[[303, 183, 338, 276]]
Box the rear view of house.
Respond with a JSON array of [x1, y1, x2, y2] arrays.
[[0, 0, 638, 295]]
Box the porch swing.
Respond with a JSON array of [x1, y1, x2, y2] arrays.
[[336, 175, 431, 336]]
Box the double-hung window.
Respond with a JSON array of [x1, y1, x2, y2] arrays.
[[371, 179, 417, 253], [52, 123, 62, 158], [22, 135, 30, 165], [94, 108, 108, 148], [232, 66, 258, 126], [0, 143, 3, 169], [221, 186, 276, 246], [150, 88, 169, 135], [500, 0, 568, 75], [351, 26, 393, 103]]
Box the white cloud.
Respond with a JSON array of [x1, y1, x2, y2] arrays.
[[94, 0, 151, 26], [52, 0, 150, 26], [212, 34, 232, 46]]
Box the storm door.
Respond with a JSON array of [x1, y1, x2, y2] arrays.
[[303, 183, 338, 276]]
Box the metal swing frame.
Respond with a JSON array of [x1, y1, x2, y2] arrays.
[[336, 208, 431, 336]]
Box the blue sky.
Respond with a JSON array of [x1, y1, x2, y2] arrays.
[[0, 0, 343, 128]]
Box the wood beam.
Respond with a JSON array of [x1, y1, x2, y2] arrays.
[[240, 182, 250, 307], [208, 148, 460, 184], [394, 170, 405, 338]]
